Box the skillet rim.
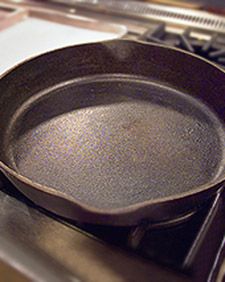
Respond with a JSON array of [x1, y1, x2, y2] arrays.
[[0, 38, 225, 222]]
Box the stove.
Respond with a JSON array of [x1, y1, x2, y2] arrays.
[[0, 1, 225, 281]]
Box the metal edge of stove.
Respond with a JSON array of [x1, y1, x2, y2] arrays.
[[0, 2, 27, 31], [216, 249, 225, 282], [48, 0, 225, 33], [0, 178, 190, 282], [0, 1, 127, 37], [27, 7, 127, 36], [183, 188, 225, 282], [1, 0, 151, 36]]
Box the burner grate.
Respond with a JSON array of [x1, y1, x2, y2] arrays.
[[139, 23, 225, 68]]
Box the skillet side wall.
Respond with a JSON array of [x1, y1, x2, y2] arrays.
[[0, 40, 224, 225], [0, 42, 224, 146], [4, 172, 224, 226]]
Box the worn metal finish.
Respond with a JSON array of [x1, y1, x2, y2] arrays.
[[0, 176, 189, 282], [0, 40, 225, 225]]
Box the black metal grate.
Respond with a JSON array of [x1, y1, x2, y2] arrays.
[[139, 23, 225, 68]]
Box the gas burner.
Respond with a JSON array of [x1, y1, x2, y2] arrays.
[[139, 23, 225, 68]]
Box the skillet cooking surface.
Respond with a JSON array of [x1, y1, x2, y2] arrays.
[[6, 74, 225, 209]]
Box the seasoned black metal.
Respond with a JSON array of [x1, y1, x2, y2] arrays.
[[150, 23, 165, 38], [138, 30, 164, 44], [218, 57, 225, 64], [179, 34, 195, 53], [209, 48, 225, 59], [0, 40, 224, 226]]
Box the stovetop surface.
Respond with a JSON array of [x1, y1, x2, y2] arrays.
[[0, 171, 224, 282], [0, 172, 192, 282]]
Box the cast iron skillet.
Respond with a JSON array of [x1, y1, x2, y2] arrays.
[[0, 40, 225, 226]]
